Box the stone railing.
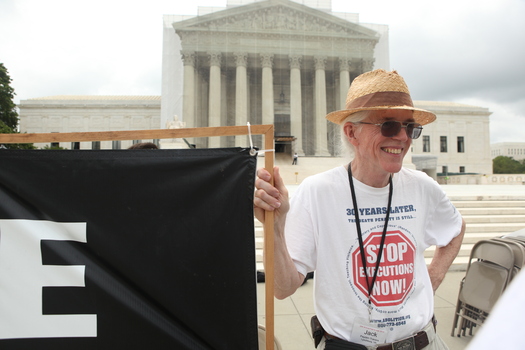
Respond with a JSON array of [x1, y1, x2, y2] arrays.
[[437, 174, 525, 185]]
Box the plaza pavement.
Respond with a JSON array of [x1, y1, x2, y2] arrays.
[[255, 184, 525, 350]]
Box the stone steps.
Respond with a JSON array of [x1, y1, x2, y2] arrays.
[[449, 200, 525, 269], [453, 200, 525, 208], [458, 207, 525, 215], [461, 232, 507, 244], [464, 222, 525, 233], [463, 215, 525, 223]]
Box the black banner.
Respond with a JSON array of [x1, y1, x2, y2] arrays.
[[0, 148, 258, 349]]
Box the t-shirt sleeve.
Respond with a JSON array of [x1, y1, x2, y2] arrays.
[[423, 184, 463, 247], [285, 182, 318, 277]]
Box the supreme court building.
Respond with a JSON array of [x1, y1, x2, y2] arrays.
[[16, 0, 493, 178], [161, 0, 389, 155]]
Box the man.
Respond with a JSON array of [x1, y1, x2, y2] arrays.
[[127, 142, 159, 149], [254, 69, 465, 350]]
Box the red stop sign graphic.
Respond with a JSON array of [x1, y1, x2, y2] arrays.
[[352, 230, 415, 307]]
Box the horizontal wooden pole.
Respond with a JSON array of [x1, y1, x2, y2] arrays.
[[0, 125, 274, 143]]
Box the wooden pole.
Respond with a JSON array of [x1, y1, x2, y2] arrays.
[[0, 125, 271, 143], [263, 126, 275, 350]]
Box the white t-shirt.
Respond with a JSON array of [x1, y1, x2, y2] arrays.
[[285, 166, 463, 345]]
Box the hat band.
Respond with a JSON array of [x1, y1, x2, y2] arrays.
[[346, 91, 414, 109]]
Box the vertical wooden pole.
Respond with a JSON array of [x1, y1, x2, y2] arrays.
[[264, 126, 275, 350]]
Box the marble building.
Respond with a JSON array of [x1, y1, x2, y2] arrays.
[[17, 95, 161, 150], [491, 142, 525, 161], [411, 101, 492, 176], [161, 0, 390, 154]]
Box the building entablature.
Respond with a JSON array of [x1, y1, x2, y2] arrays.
[[173, 0, 377, 38], [414, 101, 492, 117], [19, 96, 161, 110], [173, 0, 378, 68]]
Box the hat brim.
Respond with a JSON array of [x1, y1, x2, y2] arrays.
[[326, 106, 436, 126]]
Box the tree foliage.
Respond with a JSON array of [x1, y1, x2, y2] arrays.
[[493, 156, 525, 174], [0, 121, 35, 149], [0, 63, 19, 129], [0, 63, 35, 149]]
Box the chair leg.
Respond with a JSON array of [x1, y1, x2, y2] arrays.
[[451, 302, 461, 336]]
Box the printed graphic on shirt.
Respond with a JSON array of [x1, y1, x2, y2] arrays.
[[350, 230, 415, 307], [346, 204, 416, 223], [345, 205, 418, 312]]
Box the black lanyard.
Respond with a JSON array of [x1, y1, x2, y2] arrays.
[[347, 163, 393, 310]]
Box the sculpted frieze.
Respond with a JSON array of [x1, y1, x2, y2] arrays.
[[178, 28, 376, 55], [188, 6, 371, 37]]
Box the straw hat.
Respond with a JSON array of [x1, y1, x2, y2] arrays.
[[326, 69, 436, 125]]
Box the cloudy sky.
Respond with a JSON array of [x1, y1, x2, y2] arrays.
[[1, 0, 524, 143]]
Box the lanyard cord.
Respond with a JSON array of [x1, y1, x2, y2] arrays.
[[347, 163, 393, 305]]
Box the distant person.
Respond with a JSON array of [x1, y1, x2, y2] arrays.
[[292, 152, 298, 165], [128, 142, 158, 150], [254, 69, 465, 349]]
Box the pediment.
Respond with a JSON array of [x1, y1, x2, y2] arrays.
[[172, 0, 378, 39]]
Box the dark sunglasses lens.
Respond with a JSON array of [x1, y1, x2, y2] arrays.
[[408, 124, 422, 139], [380, 121, 402, 137]]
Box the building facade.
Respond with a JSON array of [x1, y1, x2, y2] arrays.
[[411, 101, 492, 176], [162, 0, 390, 154], [18, 96, 161, 149], [491, 142, 525, 161], [17, 96, 493, 176]]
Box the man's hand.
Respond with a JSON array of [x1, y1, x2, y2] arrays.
[[254, 167, 303, 299], [254, 166, 289, 227]]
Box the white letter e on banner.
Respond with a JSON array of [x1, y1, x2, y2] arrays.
[[0, 219, 97, 339]]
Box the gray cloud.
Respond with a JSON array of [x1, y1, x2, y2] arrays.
[[376, 0, 525, 143]]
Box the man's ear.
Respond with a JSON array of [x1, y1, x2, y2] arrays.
[[343, 122, 358, 146]]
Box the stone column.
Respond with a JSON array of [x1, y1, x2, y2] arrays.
[[208, 51, 221, 148], [181, 51, 195, 146], [289, 55, 304, 156], [234, 52, 248, 147], [261, 53, 274, 126], [314, 55, 330, 156], [362, 58, 375, 73], [339, 58, 350, 110]]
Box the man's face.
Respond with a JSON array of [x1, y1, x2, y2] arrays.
[[349, 109, 415, 177]]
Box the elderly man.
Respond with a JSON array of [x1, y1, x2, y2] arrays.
[[254, 69, 465, 350]]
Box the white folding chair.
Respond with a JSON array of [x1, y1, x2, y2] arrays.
[[451, 239, 515, 337]]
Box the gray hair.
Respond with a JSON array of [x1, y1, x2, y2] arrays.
[[339, 110, 371, 156]]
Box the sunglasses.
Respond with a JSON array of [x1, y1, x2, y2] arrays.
[[355, 121, 423, 139]]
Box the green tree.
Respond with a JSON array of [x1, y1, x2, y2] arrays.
[[0, 63, 19, 129], [0, 122, 35, 149], [493, 156, 525, 174], [0, 63, 35, 149]]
